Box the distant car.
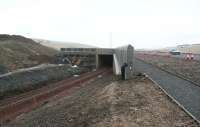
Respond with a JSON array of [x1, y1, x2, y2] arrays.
[[169, 51, 181, 55]]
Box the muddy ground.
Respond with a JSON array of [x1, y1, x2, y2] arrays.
[[3, 75, 199, 127]]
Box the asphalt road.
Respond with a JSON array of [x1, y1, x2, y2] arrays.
[[135, 58, 200, 121]]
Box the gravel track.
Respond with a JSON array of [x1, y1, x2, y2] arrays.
[[135, 58, 200, 122], [3, 74, 199, 127], [135, 53, 200, 85]]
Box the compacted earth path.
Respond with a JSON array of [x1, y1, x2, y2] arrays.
[[3, 74, 199, 127]]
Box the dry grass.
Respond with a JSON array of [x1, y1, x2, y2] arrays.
[[0, 35, 58, 72]]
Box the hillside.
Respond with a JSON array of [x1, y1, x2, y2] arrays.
[[0, 34, 58, 74], [34, 39, 97, 50]]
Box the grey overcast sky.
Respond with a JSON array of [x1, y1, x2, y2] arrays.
[[0, 0, 200, 49]]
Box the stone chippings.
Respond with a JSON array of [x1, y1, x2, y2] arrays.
[[0, 65, 84, 99], [3, 75, 199, 127], [135, 54, 200, 85]]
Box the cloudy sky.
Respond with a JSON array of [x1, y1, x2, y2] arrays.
[[0, 0, 200, 49]]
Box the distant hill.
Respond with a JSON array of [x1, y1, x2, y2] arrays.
[[0, 34, 58, 74], [34, 39, 97, 50]]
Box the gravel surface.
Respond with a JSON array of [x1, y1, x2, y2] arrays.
[[135, 53, 200, 85], [0, 64, 84, 99], [3, 74, 199, 127], [135, 58, 200, 122]]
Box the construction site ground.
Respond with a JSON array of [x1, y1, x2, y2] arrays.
[[3, 74, 199, 127]]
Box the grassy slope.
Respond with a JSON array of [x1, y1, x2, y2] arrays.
[[0, 35, 58, 73]]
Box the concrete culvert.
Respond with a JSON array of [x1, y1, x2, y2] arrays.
[[98, 55, 113, 68]]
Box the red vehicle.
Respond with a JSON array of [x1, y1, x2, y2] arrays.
[[186, 53, 194, 60]]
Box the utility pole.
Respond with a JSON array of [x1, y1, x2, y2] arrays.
[[109, 32, 112, 48]]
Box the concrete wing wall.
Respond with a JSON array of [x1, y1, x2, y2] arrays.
[[114, 45, 134, 79], [113, 54, 121, 75]]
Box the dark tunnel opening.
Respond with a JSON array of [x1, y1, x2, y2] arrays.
[[98, 55, 113, 68]]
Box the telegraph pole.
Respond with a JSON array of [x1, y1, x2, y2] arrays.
[[109, 32, 112, 48]]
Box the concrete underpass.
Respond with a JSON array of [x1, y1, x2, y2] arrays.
[[97, 55, 113, 68]]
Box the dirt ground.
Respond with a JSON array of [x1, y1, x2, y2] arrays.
[[135, 53, 200, 85], [3, 75, 199, 127]]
